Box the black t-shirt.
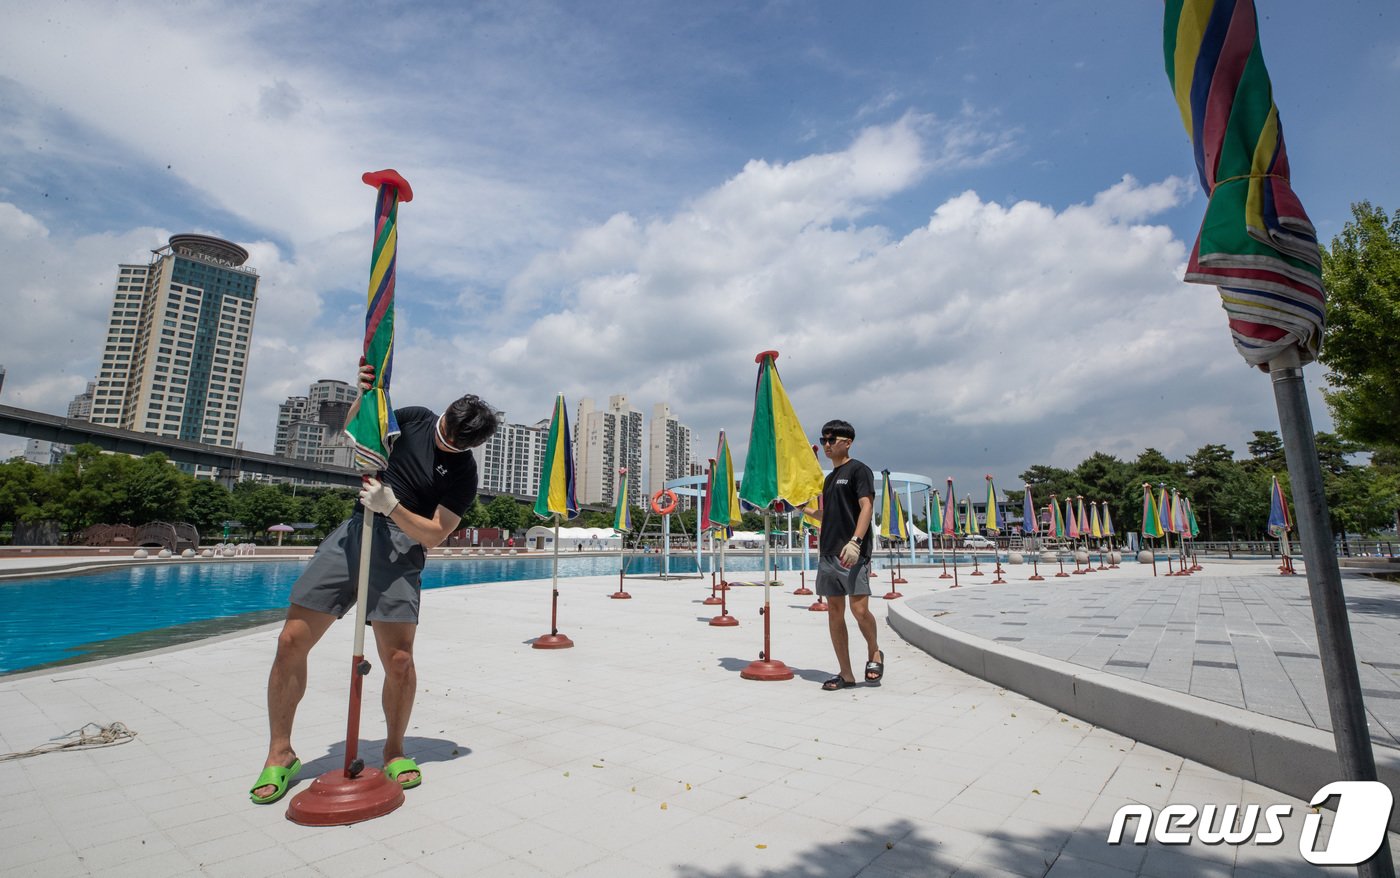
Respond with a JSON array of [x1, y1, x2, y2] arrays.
[[359, 406, 478, 519], [818, 458, 875, 560]]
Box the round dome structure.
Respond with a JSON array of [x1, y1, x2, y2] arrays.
[[167, 233, 249, 266]]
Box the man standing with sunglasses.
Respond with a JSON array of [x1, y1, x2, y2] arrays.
[[808, 420, 883, 690]]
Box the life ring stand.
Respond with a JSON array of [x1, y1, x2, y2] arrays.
[[650, 489, 679, 515]]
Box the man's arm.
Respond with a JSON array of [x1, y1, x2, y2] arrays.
[[853, 495, 873, 542], [385, 503, 462, 548]]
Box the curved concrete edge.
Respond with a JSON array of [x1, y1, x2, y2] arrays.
[[888, 599, 1400, 832]]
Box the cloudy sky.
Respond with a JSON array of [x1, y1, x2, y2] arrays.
[[1, 1, 1397, 501]]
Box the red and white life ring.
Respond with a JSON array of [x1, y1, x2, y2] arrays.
[[650, 489, 678, 515]]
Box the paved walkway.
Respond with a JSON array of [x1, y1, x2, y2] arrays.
[[1, 558, 1396, 876]]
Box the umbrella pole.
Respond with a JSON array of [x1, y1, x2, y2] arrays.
[[709, 537, 738, 626], [741, 510, 792, 680], [532, 517, 573, 648], [1271, 355, 1393, 877], [1029, 539, 1043, 581], [938, 534, 951, 579], [286, 507, 404, 825]]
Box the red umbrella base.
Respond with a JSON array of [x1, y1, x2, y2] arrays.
[[609, 591, 632, 599], [709, 614, 739, 627], [740, 659, 794, 681], [532, 634, 574, 649], [285, 767, 404, 827]]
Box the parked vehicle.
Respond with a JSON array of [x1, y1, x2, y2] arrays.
[[963, 534, 996, 549]]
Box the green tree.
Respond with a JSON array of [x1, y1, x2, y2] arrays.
[[230, 482, 294, 536], [48, 444, 134, 531], [186, 479, 233, 536], [0, 459, 55, 526], [1320, 202, 1400, 450], [485, 494, 529, 532], [122, 453, 191, 523], [458, 498, 491, 528], [310, 490, 355, 535], [1246, 430, 1286, 472]]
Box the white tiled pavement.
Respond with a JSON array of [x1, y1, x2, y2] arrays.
[[1, 563, 1394, 876]]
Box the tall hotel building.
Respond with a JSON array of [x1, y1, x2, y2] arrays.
[[575, 395, 643, 508], [647, 403, 694, 509], [90, 234, 259, 463]]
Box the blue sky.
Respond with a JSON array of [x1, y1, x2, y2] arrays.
[[1, 1, 1397, 501]]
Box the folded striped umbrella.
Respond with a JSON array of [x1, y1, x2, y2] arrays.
[[929, 490, 944, 534], [739, 351, 823, 510], [961, 495, 978, 537], [1157, 485, 1172, 536], [708, 431, 740, 536], [1021, 486, 1038, 537], [1186, 497, 1201, 538], [1171, 490, 1190, 535], [1049, 495, 1066, 539], [1065, 497, 1080, 540], [1142, 484, 1165, 539], [533, 393, 579, 521], [613, 467, 632, 532], [1089, 501, 1103, 540], [1267, 474, 1292, 538], [1100, 501, 1116, 537], [984, 476, 1001, 534], [880, 470, 909, 543], [345, 170, 413, 472], [1076, 496, 1090, 538], [1164, 0, 1324, 366], [802, 444, 822, 532], [942, 479, 958, 536]]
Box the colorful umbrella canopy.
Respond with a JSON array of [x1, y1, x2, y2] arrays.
[[1021, 486, 1038, 536], [941, 479, 957, 536], [802, 444, 822, 532], [880, 470, 909, 543], [533, 393, 579, 520], [1065, 497, 1080, 540], [928, 490, 944, 534], [961, 496, 978, 536], [1186, 496, 1201, 538], [1157, 485, 1172, 535], [1100, 501, 1116, 537], [1267, 474, 1293, 537], [1170, 490, 1190, 535], [708, 431, 741, 534], [613, 467, 632, 532], [984, 476, 1001, 534], [1089, 502, 1103, 540], [345, 170, 412, 472], [1142, 484, 1165, 538], [739, 351, 823, 510], [1048, 496, 1065, 539], [1076, 496, 1090, 537], [1164, 0, 1325, 367]]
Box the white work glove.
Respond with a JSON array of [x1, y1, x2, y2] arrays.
[[839, 538, 862, 567], [360, 477, 400, 516]]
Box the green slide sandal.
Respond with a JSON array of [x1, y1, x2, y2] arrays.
[[249, 758, 302, 805], [385, 757, 422, 790]]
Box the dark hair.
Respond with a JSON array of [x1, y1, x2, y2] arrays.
[[444, 395, 500, 449], [821, 419, 855, 440]]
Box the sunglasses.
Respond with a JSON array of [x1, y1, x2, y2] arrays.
[[819, 435, 849, 445]]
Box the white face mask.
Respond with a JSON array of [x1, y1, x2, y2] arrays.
[[435, 416, 467, 453]]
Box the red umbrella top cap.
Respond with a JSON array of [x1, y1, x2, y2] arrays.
[[755, 350, 779, 364], [362, 169, 414, 202]]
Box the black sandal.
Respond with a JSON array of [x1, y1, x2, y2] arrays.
[[822, 675, 857, 691], [865, 650, 885, 682]]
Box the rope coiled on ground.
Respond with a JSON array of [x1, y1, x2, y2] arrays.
[[0, 722, 137, 762]]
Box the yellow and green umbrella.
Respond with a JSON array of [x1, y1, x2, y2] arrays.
[[613, 467, 632, 532], [534, 393, 579, 521], [880, 469, 909, 543], [739, 351, 823, 510], [984, 476, 1001, 534]]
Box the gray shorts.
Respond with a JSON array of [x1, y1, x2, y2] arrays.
[[815, 555, 873, 597], [289, 513, 426, 624]]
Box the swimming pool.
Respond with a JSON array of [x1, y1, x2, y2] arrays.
[[0, 553, 816, 675]]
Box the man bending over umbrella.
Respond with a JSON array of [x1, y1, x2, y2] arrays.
[[807, 419, 884, 690], [250, 364, 499, 804]]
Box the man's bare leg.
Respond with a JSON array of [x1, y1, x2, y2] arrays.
[[849, 595, 882, 679], [254, 604, 336, 799], [374, 621, 419, 786], [825, 595, 856, 684]]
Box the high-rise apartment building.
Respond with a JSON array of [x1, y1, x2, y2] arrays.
[[67, 381, 96, 421], [89, 234, 259, 468], [575, 395, 643, 508], [647, 402, 694, 509], [478, 412, 550, 500], [274, 379, 358, 473]]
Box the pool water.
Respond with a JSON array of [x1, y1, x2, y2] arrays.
[[0, 553, 818, 675]]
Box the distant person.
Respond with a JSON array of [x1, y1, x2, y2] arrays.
[[806, 419, 883, 690], [249, 363, 499, 804]]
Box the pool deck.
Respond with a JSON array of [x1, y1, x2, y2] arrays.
[[1, 556, 1397, 876]]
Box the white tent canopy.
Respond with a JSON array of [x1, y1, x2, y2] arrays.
[[524, 526, 622, 550]]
